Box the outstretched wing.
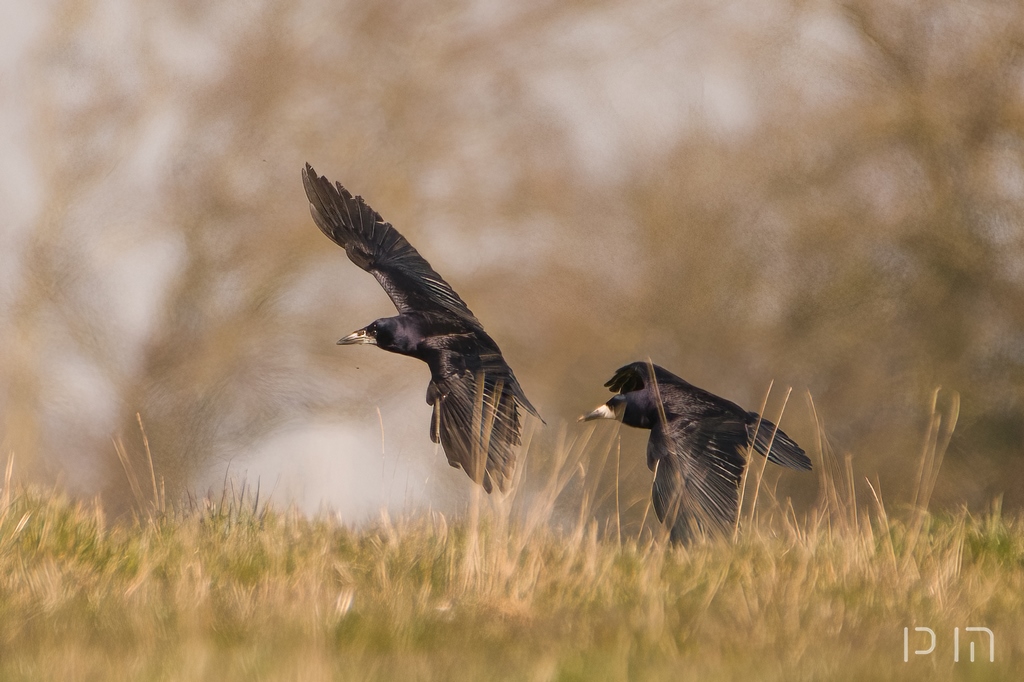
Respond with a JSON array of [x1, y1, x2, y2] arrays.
[[428, 367, 524, 493], [649, 416, 747, 543], [302, 164, 479, 324]]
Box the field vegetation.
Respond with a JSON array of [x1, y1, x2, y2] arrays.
[[1, 401, 1020, 681]]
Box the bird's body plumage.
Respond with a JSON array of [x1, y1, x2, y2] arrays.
[[303, 164, 539, 493], [587, 362, 811, 542]]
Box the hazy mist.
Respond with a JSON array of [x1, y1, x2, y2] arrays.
[[2, 0, 1023, 527]]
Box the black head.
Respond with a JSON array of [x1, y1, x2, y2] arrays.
[[337, 316, 420, 355], [580, 391, 659, 429]]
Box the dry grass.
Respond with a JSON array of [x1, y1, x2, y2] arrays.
[[0, 397, 1021, 681]]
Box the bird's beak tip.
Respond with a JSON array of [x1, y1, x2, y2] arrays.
[[337, 329, 375, 345], [580, 404, 616, 422]]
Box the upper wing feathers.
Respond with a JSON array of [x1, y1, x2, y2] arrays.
[[605, 361, 688, 395], [604, 362, 649, 393], [302, 164, 479, 323]]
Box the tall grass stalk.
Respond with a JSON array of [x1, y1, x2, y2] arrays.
[[0, 392, 1019, 680]]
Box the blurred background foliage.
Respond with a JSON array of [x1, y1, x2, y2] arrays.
[[1, 0, 1022, 521]]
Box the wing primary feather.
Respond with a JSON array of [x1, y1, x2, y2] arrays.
[[302, 164, 481, 322]]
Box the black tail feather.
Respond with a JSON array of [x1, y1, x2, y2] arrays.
[[747, 413, 812, 470]]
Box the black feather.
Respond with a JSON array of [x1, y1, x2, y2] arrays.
[[302, 164, 480, 322], [303, 164, 541, 492], [595, 361, 810, 542]]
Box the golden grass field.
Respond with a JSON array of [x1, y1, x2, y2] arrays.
[[1, 401, 1021, 682]]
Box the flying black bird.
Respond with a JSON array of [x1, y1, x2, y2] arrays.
[[302, 164, 541, 493], [581, 362, 811, 542]]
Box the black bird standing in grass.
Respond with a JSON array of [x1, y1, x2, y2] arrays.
[[302, 164, 541, 493], [581, 362, 811, 542]]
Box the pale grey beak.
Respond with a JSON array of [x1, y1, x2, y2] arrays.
[[579, 403, 618, 422], [338, 328, 376, 345]]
